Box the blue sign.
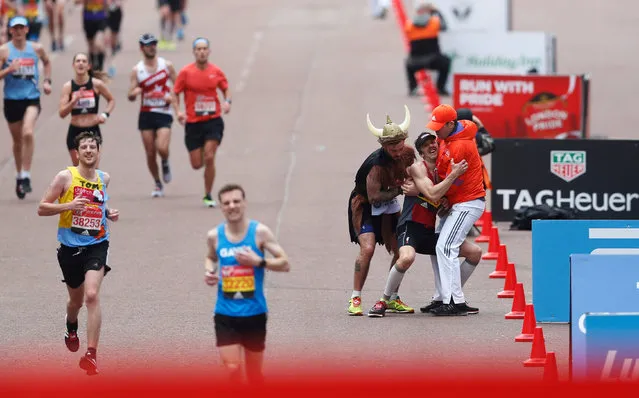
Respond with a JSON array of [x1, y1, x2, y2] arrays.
[[532, 220, 639, 322], [584, 313, 639, 382], [569, 254, 639, 381]]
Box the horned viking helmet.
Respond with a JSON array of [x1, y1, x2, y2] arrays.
[[366, 105, 411, 144]]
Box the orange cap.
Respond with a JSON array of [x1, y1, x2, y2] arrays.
[[426, 104, 457, 131]]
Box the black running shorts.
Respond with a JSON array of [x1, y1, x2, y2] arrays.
[[67, 124, 102, 151], [184, 117, 224, 152], [396, 221, 439, 255], [3, 99, 41, 123], [138, 112, 173, 131], [57, 240, 111, 289], [83, 18, 107, 40], [214, 313, 267, 352]]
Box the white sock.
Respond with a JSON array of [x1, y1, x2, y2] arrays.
[[383, 265, 406, 300], [351, 290, 361, 299], [22, 170, 30, 179], [460, 260, 477, 287]]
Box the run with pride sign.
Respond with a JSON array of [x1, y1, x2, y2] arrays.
[[453, 73, 590, 139]]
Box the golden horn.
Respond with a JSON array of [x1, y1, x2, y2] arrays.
[[367, 113, 383, 137]]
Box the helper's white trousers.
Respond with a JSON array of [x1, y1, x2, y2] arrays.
[[435, 199, 485, 304]]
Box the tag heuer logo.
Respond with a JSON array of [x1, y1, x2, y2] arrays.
[[550, 150, 586, 182]]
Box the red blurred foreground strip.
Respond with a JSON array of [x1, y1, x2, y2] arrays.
[[2, 373, 639, 397]]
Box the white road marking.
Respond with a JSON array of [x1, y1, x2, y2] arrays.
[[234, 31, 263, 94]]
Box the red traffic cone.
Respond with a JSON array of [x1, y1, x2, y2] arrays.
[[481, 227, 500, 260], [515, 304, 536, 342], [543, 352, 559, 382], [489, 245, 509, 279], [523, 327, 547, 367], [475, 210, 491, 227], [475, 214, 492, 243], [497, 262, 517, 297], [505, 283, 526, 319]]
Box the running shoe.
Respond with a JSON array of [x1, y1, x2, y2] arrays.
[[176, 28, 184, 41], [367, 299, 388, 317], [386, 296, 414, 313], [454, 302, 479, 315], [15, 178, 25, 199], [151, 182, 164, 198], [203, 195, 217, 208], [162, 161, 172, 183], [347, 296, 363, 316], [65, 330, 79, 352], [22, 177, 32, 193], [79, 352, 98, 376], [419, 300, 443, 313], [430, 303, 468, 316]]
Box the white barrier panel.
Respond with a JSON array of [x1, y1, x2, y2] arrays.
[[425, 0, 512, 32], [439, 31, 557, 92]]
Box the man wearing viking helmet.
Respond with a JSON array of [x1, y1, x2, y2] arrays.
[[347, 105, 417, 316]]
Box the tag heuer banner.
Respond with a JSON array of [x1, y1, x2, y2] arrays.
[[453, 73, 590, 139], [491, 139, 639, 221]]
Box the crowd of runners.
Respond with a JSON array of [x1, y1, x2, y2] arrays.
[[3, 0, 492, 385]]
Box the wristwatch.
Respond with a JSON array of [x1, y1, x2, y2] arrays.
[[258, 259, 266, 268], [225, 99, 232, 104]]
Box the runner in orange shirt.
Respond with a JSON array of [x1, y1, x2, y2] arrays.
[[173, 37, 232, 207]]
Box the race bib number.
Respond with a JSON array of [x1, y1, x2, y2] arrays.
[[371, 197, 401, 216], [70, 186, 104, 236], [73, 90, 96, 110], [194, 97, 216, 116], [221, 266, 255, 299], [13, 58, 36, 79], [142, 91, 167, 108]]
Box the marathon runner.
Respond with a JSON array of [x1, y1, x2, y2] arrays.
[[58, 51, 115, 166], [37, 131, 120, 376], [0, 15, 52, 199], [157, 0, 180, 49], [127, 33, 178, 198], [75, 0, 108, 71], [19, 0, 43, 42], [173, 37, 232, 207], [45, 0, 67, 51], [204, 183, 290, 384]]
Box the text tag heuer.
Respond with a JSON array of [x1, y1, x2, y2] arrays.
[[550, 150, 586, 182]]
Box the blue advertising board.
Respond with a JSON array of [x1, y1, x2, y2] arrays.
[[584, 313, 639, 382], [532, 220, 639, 322], [569, 254, 639, 381]]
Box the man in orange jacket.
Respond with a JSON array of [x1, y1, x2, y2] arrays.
[[404, 2, 451, 96], [426, 104, 486, 316]]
